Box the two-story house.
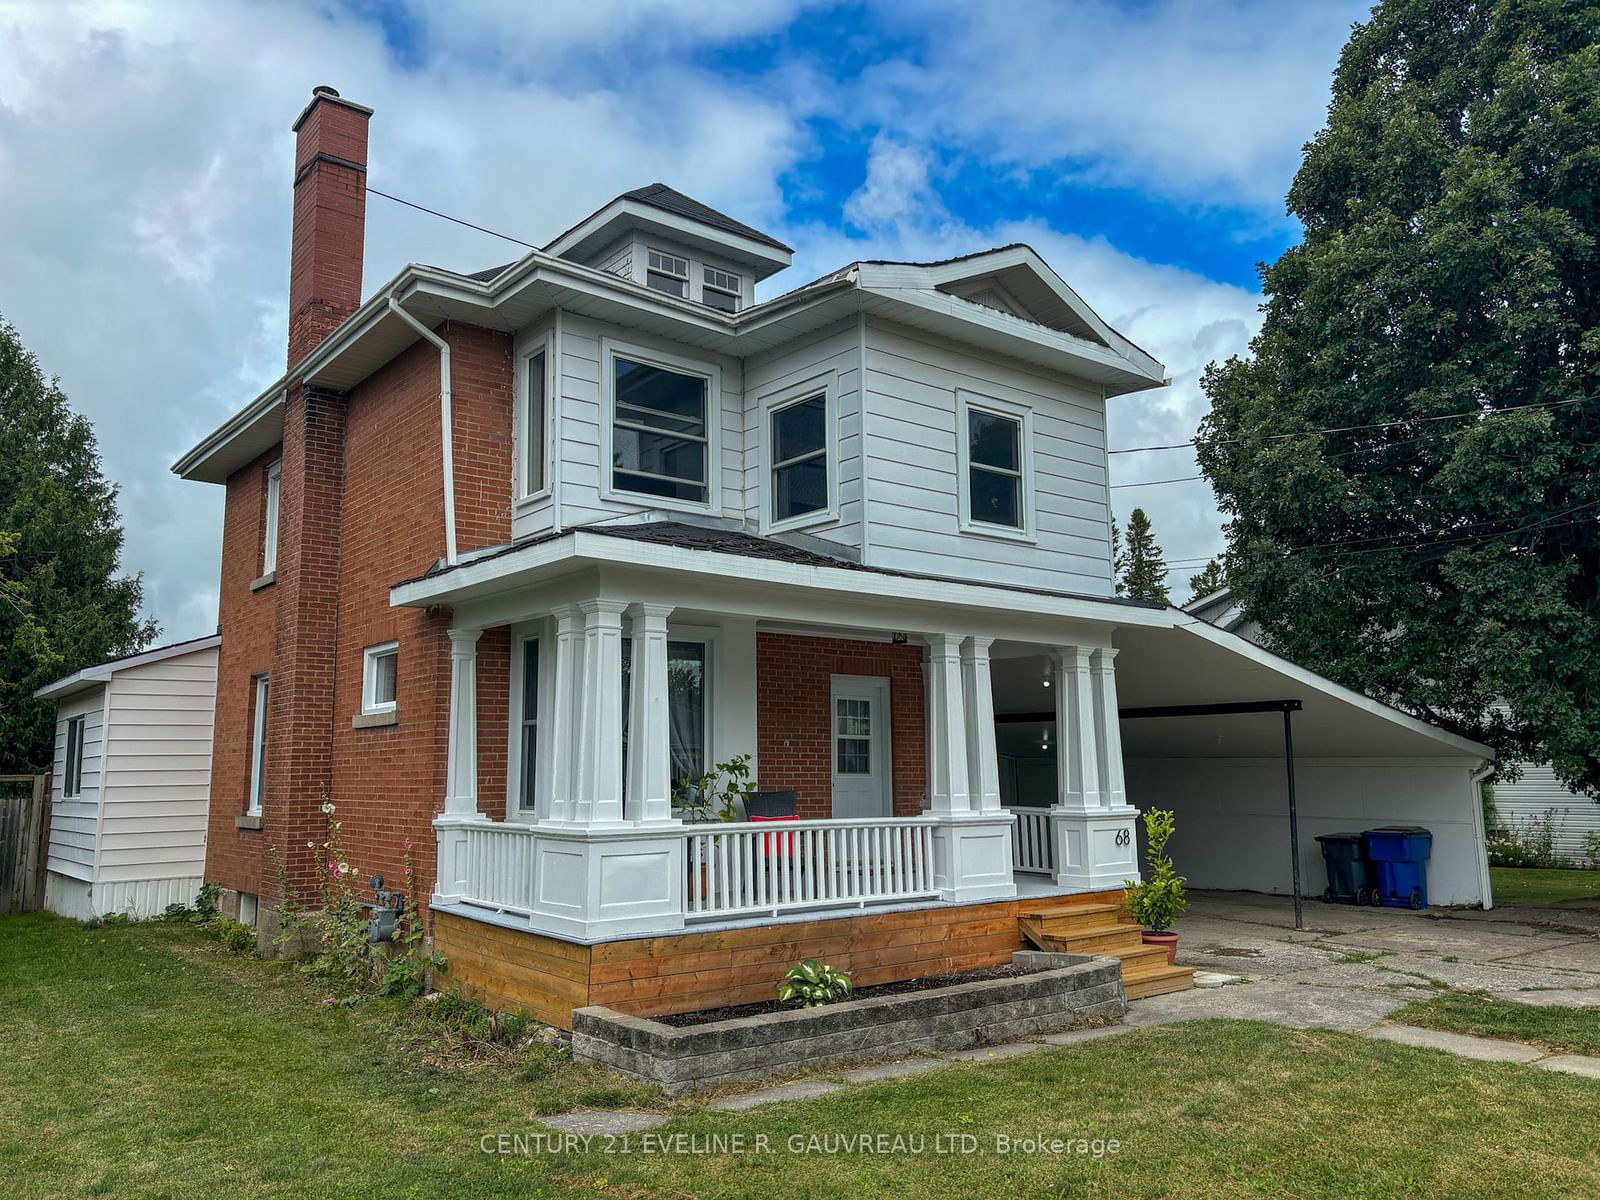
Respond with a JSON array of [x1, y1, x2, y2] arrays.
[[175, 89, 1496, 1025]]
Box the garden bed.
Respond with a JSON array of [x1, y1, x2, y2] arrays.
[[571, 951, 1126, 1094]]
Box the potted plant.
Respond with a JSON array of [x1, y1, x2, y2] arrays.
[[675, 754, 759, 901], [1123, 808, 1187, 964]]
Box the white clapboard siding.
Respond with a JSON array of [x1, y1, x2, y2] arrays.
[[862, 319, 1115, 594], [742, 317, 865, 551], [47, 689, 107, 880], [1495, 763, 1600, 864], [94, 647, 217, 888]]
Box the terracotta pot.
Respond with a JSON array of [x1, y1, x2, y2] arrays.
[[1142, 931, 1179, 965]]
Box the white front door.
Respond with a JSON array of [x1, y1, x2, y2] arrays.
[[830, 676, 891, 819]]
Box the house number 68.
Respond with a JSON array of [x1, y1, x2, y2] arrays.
[[1115, 829, 1131, 847]]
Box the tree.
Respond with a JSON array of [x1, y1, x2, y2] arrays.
[[0, 318, 156, 770], [1119, 507, 1171, 604], [1197, 0, 1600, 793], [1110, 514, 1126, 596], [1187, 556, 1229, 601]]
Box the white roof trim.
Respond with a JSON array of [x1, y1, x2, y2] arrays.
[[33, 634, 222, 702], [544, 198, 793, 276]]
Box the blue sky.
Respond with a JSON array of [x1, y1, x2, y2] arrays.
[[0, 0, 1371, 637]]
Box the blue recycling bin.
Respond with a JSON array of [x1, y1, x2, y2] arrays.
[[1363, 826, 1432, 909]]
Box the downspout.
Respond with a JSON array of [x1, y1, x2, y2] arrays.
[[1470, 761, 1496, 910], [387, 297, 457, 565]]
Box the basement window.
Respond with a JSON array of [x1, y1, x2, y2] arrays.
[[362, 642, 398, 715], [646, 249, 689, 298]]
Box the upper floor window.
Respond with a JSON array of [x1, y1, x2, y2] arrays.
[[262, 462, 281, 575], [770, 394, 828, 525], [362, 642, 398, 715], [606, 343, 716, 508], [63, 714, 86, 798], [248, 675, 269, 815], [646, 250, 689, 298], [702, 266, 741, 313], [519, 343, 549, 498], [958, 393, 1033, 538]]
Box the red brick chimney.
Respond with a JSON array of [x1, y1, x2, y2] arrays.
[[288, 85, 372, 366]]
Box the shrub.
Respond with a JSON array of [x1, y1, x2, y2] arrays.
[[777, 959, 852, 1008], [214, 918, 255, 955], [1487, 809, 1569, 869], [1124, 809, 1188, 933], [1585, 832, 1600, 872]]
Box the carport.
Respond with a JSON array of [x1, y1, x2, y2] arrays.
[[991, 618, 1496, 911]]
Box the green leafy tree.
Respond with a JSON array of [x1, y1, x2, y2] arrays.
[[1197, 0, 1600, 794], [1187, 556, 1229, 601], [0, 318, 155, 770], [1119, 507, 1171, 604]]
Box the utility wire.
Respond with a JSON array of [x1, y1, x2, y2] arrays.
[[367, 185, 539, 250]]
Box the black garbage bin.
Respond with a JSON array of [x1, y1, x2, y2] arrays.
[[1315, 832, 1375, 905]]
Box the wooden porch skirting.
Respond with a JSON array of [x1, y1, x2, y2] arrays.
[[433, 891, 1119, 1030]]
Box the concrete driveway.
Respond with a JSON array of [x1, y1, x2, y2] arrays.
[[1124, 890, 1600, 1031]]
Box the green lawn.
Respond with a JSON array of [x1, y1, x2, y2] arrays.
[[1393, 991, 1600, 1056], [1491, 866, 1600, 908], [4, 913, 1600, 1199]]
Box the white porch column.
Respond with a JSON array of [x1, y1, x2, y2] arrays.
[[572, 599, 627, 826], [626, 602, 677, 825], [961, 636, 1004, 813], [539, 605, 582, 823], [1051, 646, 1101, 812], [444, 628, 482, 816], [1091, 647, 1127, 810], [925, 633, 972, 813]]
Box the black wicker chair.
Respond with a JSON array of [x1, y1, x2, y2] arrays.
[[743, 790, 799, 819]]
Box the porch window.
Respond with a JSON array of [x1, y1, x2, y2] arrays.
[[770, 394, 828, 524], [519, 639, 538, 810], [63, 714, 85, 798], [958, 392, 1032, 537], [611, 355, 710, 504], [834, 697, 871, 775], [622, 639, 707, 791]]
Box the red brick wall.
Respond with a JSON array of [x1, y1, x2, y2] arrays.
[[205, 448, 281, 898], [288, 96, 369, 366], [755, 634, 927, 819]]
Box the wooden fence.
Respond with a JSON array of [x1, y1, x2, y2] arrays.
[[0, 774, 50, 916]]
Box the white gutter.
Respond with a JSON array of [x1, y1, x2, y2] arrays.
[[1470, 761, 1497, 910], [386, 297, 458, 566]]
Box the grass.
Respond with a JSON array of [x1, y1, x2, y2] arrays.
[[1491, 866, 1600, 908], [1393, 991, 1600, 1056], [3, 913, 1600, 1199]]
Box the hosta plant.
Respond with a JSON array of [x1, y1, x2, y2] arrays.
[[776, 959, 852, 1008]]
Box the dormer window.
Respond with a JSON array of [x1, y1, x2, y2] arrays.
[[646, 250, 689, 298], [702, 266, 741, 313]]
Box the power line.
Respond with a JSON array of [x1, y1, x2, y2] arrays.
[[1107, 396, 1587, 456], [366, 186, 539, 250]]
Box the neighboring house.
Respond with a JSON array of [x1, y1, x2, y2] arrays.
[[32, 635, 221, 920], [1185, 588, 1599, 867], [173, 89, 1495, 1023]]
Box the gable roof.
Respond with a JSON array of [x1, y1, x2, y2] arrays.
[[33, 634, 221, 703]]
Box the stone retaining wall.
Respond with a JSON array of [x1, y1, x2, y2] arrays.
[[571, 952, 1126, 1094]]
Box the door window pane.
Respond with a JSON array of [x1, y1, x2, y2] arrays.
[[835, 697, 871, 775]]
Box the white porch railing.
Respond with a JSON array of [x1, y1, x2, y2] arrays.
[[686, 816, 940, 920], [457, 821, 539, 917], [1008, 806, 1055, 875]]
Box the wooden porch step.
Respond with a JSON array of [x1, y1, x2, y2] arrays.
[[1037, 922, 1147, 955], [1016, 891, 1128, 918], [1024, 903, 1136, 937], [1123, 963, 1198, 1000]]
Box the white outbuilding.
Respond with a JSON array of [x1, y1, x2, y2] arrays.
[[33, 635, 220, 920]]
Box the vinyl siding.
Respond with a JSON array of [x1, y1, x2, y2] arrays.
[[862, 319, 1115, 594], [96, 647, 217, 884], [1495, 763, 1600, 864], [742, 318, 864, 552], [46, 689, 106, 880]]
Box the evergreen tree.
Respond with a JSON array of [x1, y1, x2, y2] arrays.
[[0, 318, 156, 770], [1119, 507, 1171, 604], [1187, 556, 1229, 601], [1197, 0, 1600, 793], [1110, 514, 1126, 595]]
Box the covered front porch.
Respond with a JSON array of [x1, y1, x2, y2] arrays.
[[390, 526, 1156, 945]]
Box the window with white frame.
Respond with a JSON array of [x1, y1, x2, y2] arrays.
[[769, 393, 829, 525], [262, 461, 281, 575], [520, 347, 548, 497], [362, 642, 398, 715], [621, 638, 708, 793], [646, 249, 689, 298], [63, 714, 86, 798], [702, 266, 741, 313], [834, 697, 871, 775], [248, 675, 269, 815], [959, 395, 1030, 534], [518, 637, 538, 811], [609, 351, 712, 505]]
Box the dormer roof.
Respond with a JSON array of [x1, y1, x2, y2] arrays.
[[541, 183, 793, 280]]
